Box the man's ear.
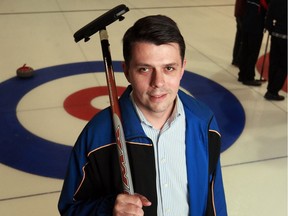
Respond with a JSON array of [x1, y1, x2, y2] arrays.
[[122, 61, 131, 83], [180, 59, 186, 79]]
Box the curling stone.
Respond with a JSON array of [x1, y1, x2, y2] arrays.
[[16, 64, 34, 78]]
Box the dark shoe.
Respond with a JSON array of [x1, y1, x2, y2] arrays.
[[242, 80, 262, 86], [264, 92, 285, 101]]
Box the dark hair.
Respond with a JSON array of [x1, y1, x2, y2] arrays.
[[122, 15, 186, 66]]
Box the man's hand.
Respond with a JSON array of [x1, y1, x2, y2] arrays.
[[113, 193, 152, 216]]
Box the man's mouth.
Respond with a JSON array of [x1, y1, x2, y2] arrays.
[[149, 93, 167, 101]]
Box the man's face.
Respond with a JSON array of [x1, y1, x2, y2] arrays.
[[123, 42, 186, 120]]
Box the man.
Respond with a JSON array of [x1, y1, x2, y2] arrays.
[[58, 15, 227, 216]]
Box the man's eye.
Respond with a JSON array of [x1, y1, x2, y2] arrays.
[[166, 66, 174, 71], [139, 67, 150, 72]]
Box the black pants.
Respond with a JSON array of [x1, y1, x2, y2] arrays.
[[238, 5, 265, 81], [267, 36, 287, 94], [232, 17, 244, 65]]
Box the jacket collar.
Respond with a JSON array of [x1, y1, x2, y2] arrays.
[[119, 85, 147, 140]]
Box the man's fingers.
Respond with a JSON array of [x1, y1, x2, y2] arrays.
[[135, 193, 152, 206], [113, 193, 152, 216]]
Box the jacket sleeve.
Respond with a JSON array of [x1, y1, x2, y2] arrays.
[[58, 194, 115, 216], [213, 160, 227, 216], [58, 130, 116, 216], [208, 116, 228, 216]]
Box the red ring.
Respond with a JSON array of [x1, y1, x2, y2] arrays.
[[64, 86, 126, 121]]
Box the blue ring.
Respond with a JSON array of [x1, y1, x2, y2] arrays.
[[0, 61, 245, 179]]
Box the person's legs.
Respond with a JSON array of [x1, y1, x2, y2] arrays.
[[232, 17, 243, 66], [238, 5, 264, 86], [265, 36, 287, 100]]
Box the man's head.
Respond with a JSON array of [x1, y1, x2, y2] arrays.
[[122, 15, 186, 126], [123, 15, 186, 68]]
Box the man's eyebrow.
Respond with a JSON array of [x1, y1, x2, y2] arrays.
[[164, 62, 179, 67], [134, 63, 152, 67], [134, 62, 180, 67]]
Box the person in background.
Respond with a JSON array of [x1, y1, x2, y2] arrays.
[[237, 0, 269, 86], [232, 0, 247, 67], [58, 15, 227, 216], [264, 0, 287, 101]]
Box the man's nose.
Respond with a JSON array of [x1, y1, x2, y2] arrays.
[[151, 70, 165, 88]]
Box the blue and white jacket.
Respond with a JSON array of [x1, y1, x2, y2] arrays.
[[58, 85, 227, 216]]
